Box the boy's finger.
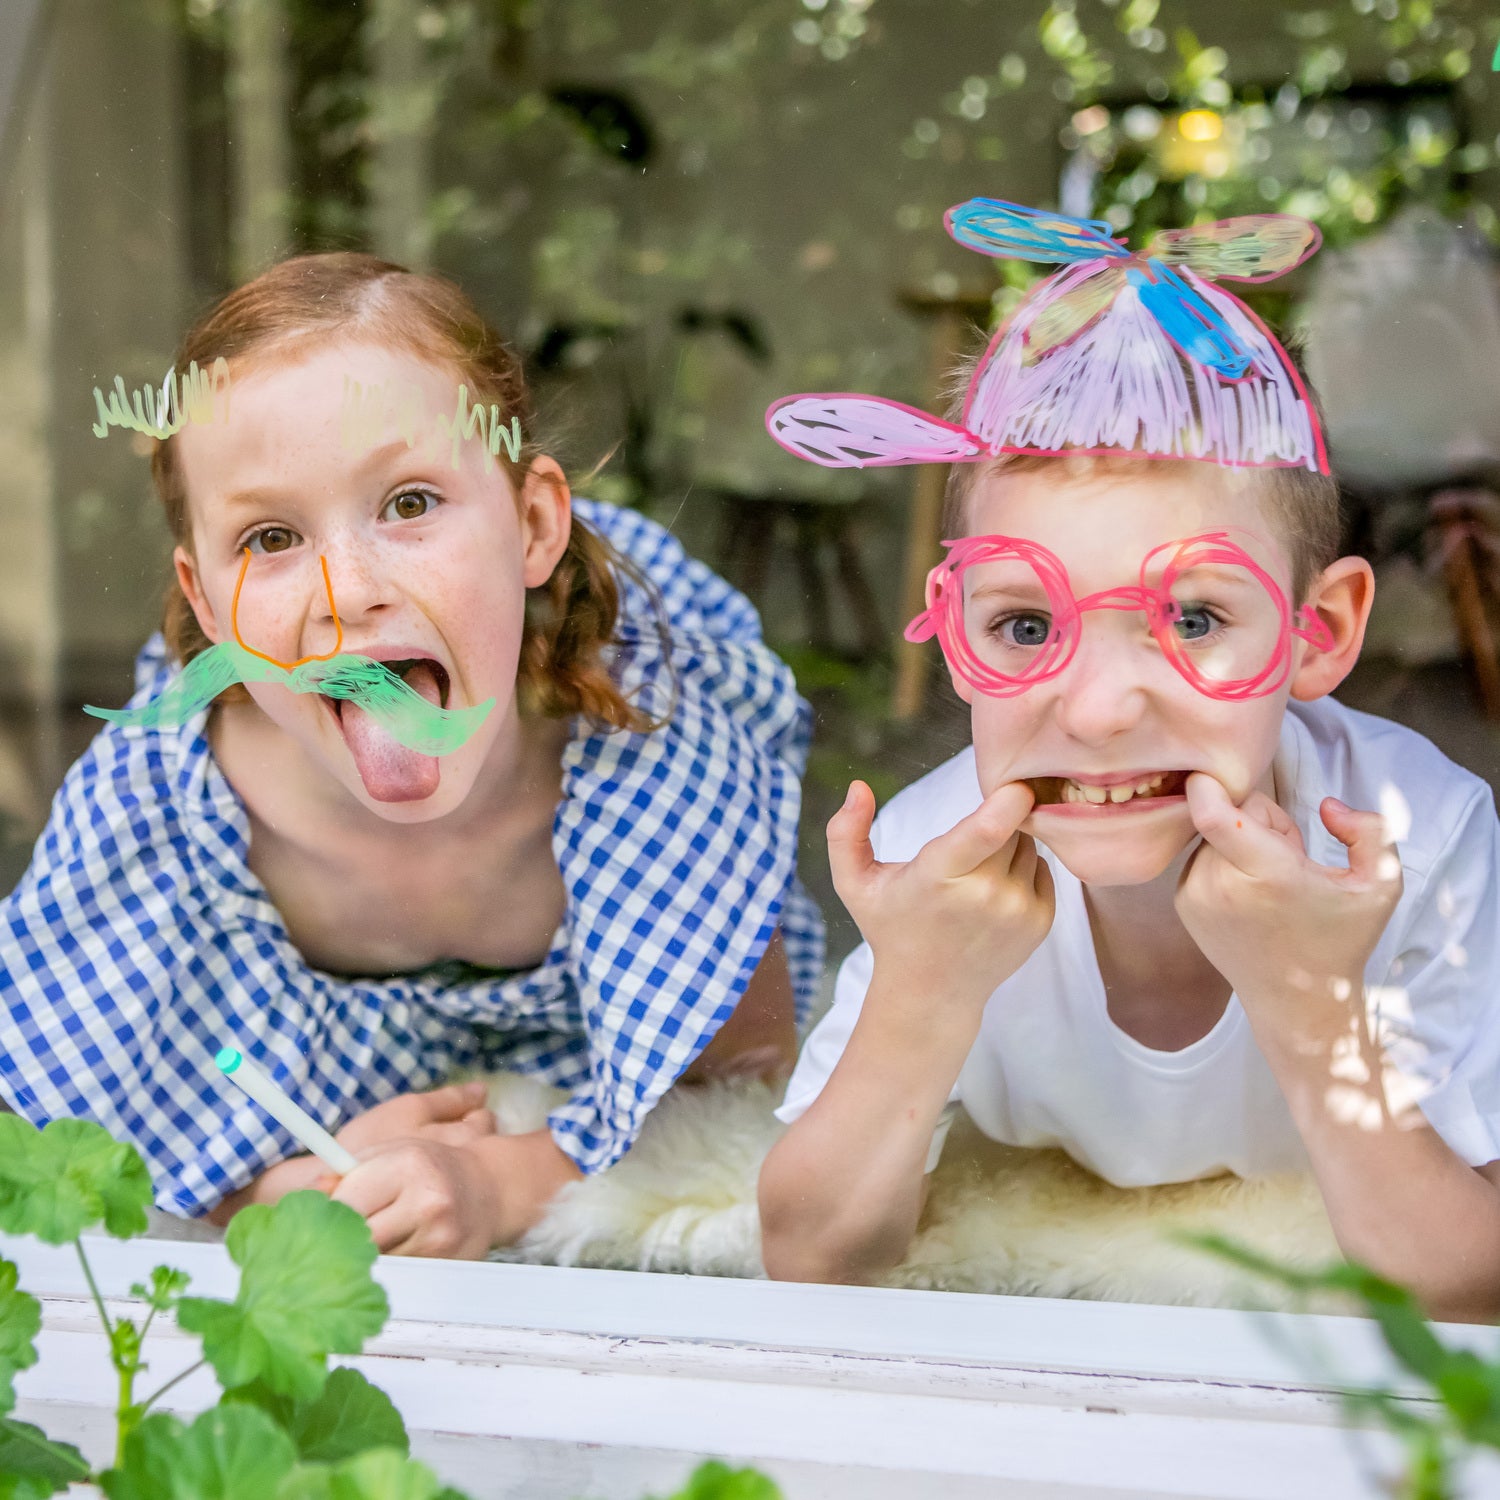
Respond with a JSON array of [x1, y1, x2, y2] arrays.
[[1184, 773, 1290, 879], [1032, 851, 1057, 919], [1007, 831, 1038, 885], [1240, 790, 1306, 855], [827, 780, 879, 894], [1321, 797, 1403, 887], [927, 782, 1035, 879]]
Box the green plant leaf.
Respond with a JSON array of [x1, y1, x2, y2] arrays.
[[1184, 1235, 1453, 1384], [100, 1405, 298, 1500], [275, 1448, 457, 1500], [176, 1193, 388, 1401], [0, 1416, 91, 1497], [0, 1262, 41, 1416], [227, 1367, 409, 1463], [0, 1117, 152, 1244], [661, 1460, 783, 1500], [130, 1266, 191, 1313]]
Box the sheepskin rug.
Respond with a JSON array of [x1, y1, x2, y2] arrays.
[[487, 1074, 1341, 1311], [143, 1072, 1339, 1309]]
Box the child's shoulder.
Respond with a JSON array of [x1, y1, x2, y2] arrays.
[[870, 746, 983, 863], [571, 498, 763, 645], [1287, 696, 1495, 873], [19, 637, 222, 896]]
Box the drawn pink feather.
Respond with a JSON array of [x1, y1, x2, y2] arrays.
[[765, 395, 987, 469]]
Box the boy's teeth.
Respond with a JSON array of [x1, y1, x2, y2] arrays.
[[1060, 773, 1170, 806]]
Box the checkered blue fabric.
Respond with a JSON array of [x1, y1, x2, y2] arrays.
[[0, 499, 823, 1216]]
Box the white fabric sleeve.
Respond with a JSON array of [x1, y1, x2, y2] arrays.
[[776, 940, 963, 1175], [775, 938, 874, 1128], [1373, 788, 1500, 1167]]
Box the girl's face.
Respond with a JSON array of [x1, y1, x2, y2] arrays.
[[173, 339, 569, 822], [951, 460, 1302, 888]]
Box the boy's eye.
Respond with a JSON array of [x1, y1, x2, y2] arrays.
[[382, 489, 437, 522], [990, 611, 1052, 647], [1172, 603, 1220, 641], [246, 526, 301, 555]]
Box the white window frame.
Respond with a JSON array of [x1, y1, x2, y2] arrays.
[[6, 1232, 1497, 1499]]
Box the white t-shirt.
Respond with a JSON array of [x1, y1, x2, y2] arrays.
[[778, 697, 1500, 1186]]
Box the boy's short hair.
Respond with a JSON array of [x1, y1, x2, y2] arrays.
[[938, 348, 1343, 604]]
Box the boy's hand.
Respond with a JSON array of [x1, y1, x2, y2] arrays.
[[828, 778, 1055, 1006], [1175, 773, 1403, 1043]]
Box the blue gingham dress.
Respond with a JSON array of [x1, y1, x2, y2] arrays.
[[0, 500, 823, 1216]]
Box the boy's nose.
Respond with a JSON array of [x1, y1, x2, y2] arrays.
[[1048, 628, 1157, 744]]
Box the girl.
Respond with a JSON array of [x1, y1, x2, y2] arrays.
[[0, 253, 822, 1258]]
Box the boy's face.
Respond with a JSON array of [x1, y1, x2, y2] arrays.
[[173, 339, 567, 822], [953, 459, 1299, 888]]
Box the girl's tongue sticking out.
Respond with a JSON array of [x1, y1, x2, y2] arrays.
[[338, 660, 442, 803]]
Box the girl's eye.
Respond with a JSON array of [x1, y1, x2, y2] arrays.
[[246, 526, 301, 555], [989, 612, 1052, 648], [382, 489, 437, 522], [1172, 604, 1222, 642]]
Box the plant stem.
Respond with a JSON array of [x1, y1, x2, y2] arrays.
[[138, 1357, 207, 1416], [73, 1238, 113, 1341]]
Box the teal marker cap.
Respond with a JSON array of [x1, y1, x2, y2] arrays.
[[215, 1047, 243, 1074]]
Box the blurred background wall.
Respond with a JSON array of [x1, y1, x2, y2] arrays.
[[6, 0, 1500, 926]]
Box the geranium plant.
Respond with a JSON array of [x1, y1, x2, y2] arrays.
[[0, 1115, 779, 1500]]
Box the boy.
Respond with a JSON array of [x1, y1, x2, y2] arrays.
[[758, 201, 1500, 1321]]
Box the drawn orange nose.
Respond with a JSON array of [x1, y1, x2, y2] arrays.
[[231, 548, 344, 670]]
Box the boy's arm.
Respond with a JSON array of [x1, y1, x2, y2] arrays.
[[1177, 775, 1500, 1322], [759, 969, 977, 1283], [759, 778, 1054, 1284]]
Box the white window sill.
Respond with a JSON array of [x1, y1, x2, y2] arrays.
[[5, 1233, 1496, 1499]]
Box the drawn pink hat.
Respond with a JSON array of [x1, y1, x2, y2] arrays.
[[766, 198, 1328, 474]]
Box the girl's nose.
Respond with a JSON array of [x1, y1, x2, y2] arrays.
[[317, 538, 395, 624]]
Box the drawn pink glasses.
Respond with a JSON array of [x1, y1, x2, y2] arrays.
[[906, 531, 1334, 701]]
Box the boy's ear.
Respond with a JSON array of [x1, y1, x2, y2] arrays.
[[174, 546, 223, 646], [518, 457, 573, 588], [1289, 555, 1375, 702]]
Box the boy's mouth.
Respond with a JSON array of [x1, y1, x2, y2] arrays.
[[1026, 769, 1189, 809]]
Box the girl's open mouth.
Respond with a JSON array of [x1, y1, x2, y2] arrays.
[[1026, 769, 1190, 811], [320, 657, 452, 723]]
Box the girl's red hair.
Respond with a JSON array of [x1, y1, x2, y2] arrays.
[[152, 252, 653, 731]]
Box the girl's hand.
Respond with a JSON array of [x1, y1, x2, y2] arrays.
[[314, 1128, 581, 1257], [827, 779, 1055, 1008], [334, 1081, 496, 1154], [1175, 773, 1404, 1049], [323, 1137, 504, 1258]]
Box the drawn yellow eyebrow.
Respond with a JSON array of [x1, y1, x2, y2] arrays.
[[230, 547, 344, 671]]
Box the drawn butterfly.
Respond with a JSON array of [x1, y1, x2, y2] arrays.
[[765, 197, 1325, 473], [944, 199, 1321, 378]]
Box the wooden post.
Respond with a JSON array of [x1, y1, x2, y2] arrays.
[[227, 0, 292, 280], [1431, 488, 1500, 721], [891, 289, 992, 721], [368, 0, 434, 269]]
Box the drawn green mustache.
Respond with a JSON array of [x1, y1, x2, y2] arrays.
[[85, 642, 493, 756]]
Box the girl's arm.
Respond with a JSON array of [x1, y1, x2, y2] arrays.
[[682, 931, 797, 1083], [207, 1080, 494, 1225]]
